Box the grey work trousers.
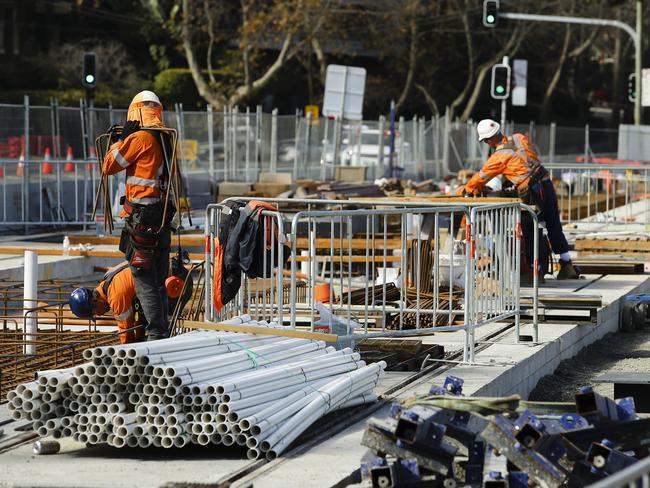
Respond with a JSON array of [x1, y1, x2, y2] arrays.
[[128, 227, 171, 338]]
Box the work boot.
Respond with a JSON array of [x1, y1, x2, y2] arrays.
[[146, 329, 168, 342], [557, 260, 581, 280]]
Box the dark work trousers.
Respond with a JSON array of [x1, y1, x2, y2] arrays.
[[523, 178, 570, 270], [129, 227, 171, 337]]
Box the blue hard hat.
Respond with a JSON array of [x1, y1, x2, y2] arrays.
[[69, 287, 94, 318]]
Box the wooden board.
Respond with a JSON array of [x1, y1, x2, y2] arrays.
[[572, 259, 645, 275], [0, 246, 204, 261], [575, 236, 650, 252], [181, 320, 339, 343]]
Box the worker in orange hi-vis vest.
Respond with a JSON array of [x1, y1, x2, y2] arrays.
[[69, 263, 146, 344], [459, 119, 580, 282], [102, 90, 175, 341]]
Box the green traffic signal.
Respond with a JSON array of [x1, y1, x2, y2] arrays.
[[486, 14, 495, 24], [495, 85, 505, 94]]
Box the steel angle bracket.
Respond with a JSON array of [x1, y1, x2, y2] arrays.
[[481, 417, 567, 488], [361, 426, 455, 476]]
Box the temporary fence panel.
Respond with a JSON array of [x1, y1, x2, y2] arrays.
[[205, 199, 529, 363], [546, 163, 650, 226]]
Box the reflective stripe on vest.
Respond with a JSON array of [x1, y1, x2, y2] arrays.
[[127, 175, 159, 188], [114, 307, 133, 321], [112, 148, 131, 169], [130, 196, 161, 205]]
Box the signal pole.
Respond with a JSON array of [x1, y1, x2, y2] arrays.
[[501, 56, 508, 128]]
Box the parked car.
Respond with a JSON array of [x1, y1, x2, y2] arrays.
[[340, 129, 411, 166]]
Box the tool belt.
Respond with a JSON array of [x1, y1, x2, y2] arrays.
[[517, 166, 550, 206], [119, 200, 175, 270]]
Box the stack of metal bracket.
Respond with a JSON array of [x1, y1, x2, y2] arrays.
[[360, 376, 650, 487]]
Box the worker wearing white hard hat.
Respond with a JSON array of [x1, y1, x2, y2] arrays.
[[460, 119, 579, 282], [102, 90, 173, 341]]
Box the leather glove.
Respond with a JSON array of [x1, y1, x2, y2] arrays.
[[120, 120, 140, 141], [456, 186, 469, 197]]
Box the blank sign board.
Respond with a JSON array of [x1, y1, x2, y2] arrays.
[[322, 65, 366, 120]]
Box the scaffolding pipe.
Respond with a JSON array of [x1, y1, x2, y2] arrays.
[[23, 250, 38, 355]]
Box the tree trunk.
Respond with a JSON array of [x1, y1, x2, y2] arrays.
[[448, 0, 474, 120], [540, 25, 572, 123], [395, 15, 418, 113]]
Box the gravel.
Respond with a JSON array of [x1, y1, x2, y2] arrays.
[[528, 326, 650, 402]]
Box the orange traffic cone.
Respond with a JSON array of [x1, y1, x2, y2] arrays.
[[16, 150, 24, 176], [42, 147, 53, 175], [63, 146, 74, 172], [86, 146, 96, 172]]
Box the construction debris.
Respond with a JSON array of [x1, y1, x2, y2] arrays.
[[6, 317, 385, 460], [359, 376, 649, 488]]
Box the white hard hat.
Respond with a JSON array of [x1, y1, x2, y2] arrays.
[[477, 119, 500, 141], [131, 90, 162, 107]]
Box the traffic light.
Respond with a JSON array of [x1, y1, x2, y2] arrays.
[[82, 52, 97, 89], [628, 73, 636, 103], [491, 63, 511, 100], [483, 0, 499, 28]]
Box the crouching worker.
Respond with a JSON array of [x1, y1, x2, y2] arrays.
[[69, 263, 146, 344], [460, 119, 580, 282]]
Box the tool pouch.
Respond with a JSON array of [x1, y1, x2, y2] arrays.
[[119, 228, 130, 254], [128, 233, 158, 270]]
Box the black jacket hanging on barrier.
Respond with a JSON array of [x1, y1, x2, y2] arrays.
[[213, 200, 290, 312]]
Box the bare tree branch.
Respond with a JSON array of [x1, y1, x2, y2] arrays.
[[395, 13, 418, 113], [448, 0, 474, 120], [541, 24, 572, 122], [416, 83, 439, 115], [460, 25, 526, 121]]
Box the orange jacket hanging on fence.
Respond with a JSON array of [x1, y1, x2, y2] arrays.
[[102, 93, 166, 213], [464, 133, 542, 194], [95, 263, 145, 344]]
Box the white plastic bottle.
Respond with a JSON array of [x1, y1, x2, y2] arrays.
[[62, 235, 70, 256]]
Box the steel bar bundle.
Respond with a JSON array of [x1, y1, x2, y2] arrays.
[[6, 315, 384, 460]]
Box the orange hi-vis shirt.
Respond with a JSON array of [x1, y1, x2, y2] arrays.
[[465, 133, 542, 193], [103, 131, 165, 207], [96, 265, 142, 344]]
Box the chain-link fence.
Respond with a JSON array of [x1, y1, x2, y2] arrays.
[[0, 96, 625, 228]]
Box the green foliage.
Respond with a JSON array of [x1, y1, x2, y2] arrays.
[[154, 68, 231, 108]]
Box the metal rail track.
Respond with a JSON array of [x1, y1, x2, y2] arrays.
[[213, 321, 517, 488]]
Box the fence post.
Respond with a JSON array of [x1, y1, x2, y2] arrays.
[[232, 106, 238, 181], [293, 109, 301, 180], [207, 104, 214, 181], [320, 116, 330, 181], [22, 95, 30, 227], [442, 108, 450, 174], [245, 106, 251, 181], [528, 120, 535, 143], [398, 116, 405, 169], [377, 115, 386, 179], [584, 123, 590, 163], [255, 105, 262, 178], [50, 97, 62, 224], [304, 112, 312, 180], [223, 106, 229, 180], [549, 122, 556, 164], [270, 108, 278, 174], [332, 116, 341, 169]]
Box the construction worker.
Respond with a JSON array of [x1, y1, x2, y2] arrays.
[[460, 119, 580, 281], [102, 90, 175, 341], [69, 263, 145, 344]]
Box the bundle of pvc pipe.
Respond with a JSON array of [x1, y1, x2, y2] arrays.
[[6, 315, 384, 460]]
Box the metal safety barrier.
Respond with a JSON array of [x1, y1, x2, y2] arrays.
[[546, 162, 650, 226], [204, 199, 537, 363]]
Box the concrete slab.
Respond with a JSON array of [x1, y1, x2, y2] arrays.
[[234, 272, 650, 488]]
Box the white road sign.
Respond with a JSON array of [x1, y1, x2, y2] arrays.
[[322, 65, 366, 120]]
